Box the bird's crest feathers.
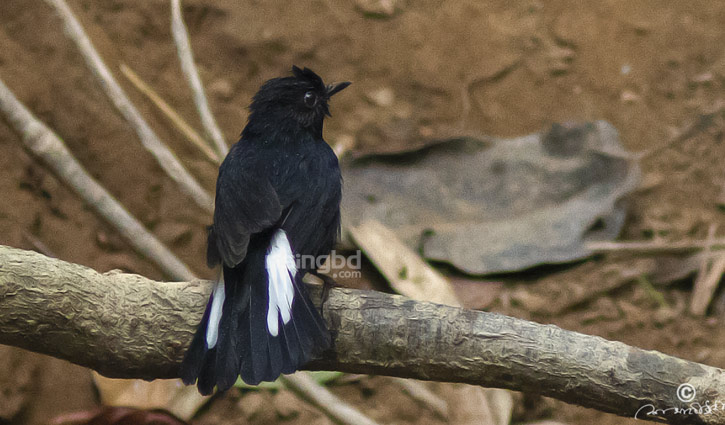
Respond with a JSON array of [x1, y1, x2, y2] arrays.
[[245, 66, 348, 135], [291, 65, 325, 89]]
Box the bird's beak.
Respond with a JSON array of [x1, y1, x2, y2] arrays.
[[326, 81, 351, 98]]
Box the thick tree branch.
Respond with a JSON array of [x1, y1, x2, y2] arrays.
[[1, 245, 724, 424], [170, 0, 228, 157]]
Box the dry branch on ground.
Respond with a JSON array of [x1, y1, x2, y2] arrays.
[[0, 77, 195, 281], [43, 0, 214, 212]]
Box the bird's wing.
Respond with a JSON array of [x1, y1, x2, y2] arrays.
[[208, 147, 283, 268]]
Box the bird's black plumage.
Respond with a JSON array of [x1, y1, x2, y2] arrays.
[[180, 66, 349, 394]]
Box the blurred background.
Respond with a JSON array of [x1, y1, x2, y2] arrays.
[[0, 0, 724, 424]]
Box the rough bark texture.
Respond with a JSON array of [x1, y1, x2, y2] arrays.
[[1, 245, 724, 424], [0, 245, 203, 378]]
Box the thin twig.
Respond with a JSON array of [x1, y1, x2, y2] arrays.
[[693, 256, 725, 315], [587, 238, 725, 253], [0, 76, 194, 281], [636, 275, 669, 309], [43, 0, 213, 213], [170, 0, 228, 157], [120, 64, 220, 165], [281, 373, 382, 425], [395, 379, 449, 420], [21, 230, 57, 258], [691, 225, 725, 315], [638, 100, 724, 161]]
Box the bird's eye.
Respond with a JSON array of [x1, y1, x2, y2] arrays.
[[303, 91, 317, 108]]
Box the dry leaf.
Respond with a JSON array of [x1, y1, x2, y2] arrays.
[[342, 121, 640, 275]]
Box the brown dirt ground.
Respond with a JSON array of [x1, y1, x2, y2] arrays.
[[1, 0, 724, 424]]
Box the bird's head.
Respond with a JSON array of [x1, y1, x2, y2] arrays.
[[248, 66, 350, 134]]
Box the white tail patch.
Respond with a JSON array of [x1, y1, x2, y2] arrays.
[[265, 229, 296, 337], [205, 276, 225, 348]]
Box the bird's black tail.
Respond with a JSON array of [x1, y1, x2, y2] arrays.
[[180, 236, 331, 395]]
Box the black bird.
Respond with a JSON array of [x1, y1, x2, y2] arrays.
[[180, 66, 350, 394]]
